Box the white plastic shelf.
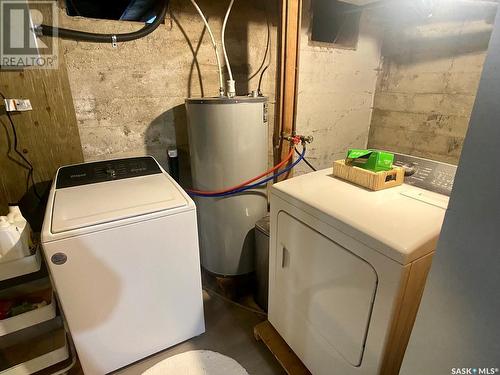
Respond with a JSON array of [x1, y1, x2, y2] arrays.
[[0, 279, 56, 336], [0, 249, 42, 282], [0, 339, 68, 375], [0, 318, 69, 375], [0, 294, 56, 337]]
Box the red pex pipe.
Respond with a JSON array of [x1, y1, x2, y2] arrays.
[[186, 144, 296, 196]]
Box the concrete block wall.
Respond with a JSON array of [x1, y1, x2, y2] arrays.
[[368, 1, 496, 165], [60, 0, 277, 179], [295, 0, 383, 174]]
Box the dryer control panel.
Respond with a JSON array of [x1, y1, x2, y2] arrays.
[[56, 156, 161, 188], [393, 153, 457, 196]]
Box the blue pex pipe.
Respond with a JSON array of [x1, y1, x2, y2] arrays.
[[188, 146, 306, 198]]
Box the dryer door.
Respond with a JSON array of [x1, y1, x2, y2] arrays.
[[273, 212, 377, 367]]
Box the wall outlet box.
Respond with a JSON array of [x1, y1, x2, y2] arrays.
[[4, 99, 32, 112]]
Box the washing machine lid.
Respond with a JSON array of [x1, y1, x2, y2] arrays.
[[51, 159, 189, 233], [271, 169, 449, 265]]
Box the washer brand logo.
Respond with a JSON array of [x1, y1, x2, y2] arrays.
[[451, 368, 499, 375], [51, 252, 67, 265], [0, 0, 58, 69]]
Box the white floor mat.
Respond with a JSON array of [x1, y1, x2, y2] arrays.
[[142, 350, 249, 375]]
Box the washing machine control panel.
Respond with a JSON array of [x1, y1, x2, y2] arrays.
[[393, 153, 457, 196], [56, 156, 162, 188]]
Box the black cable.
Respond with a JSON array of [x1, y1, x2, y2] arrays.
[[257, 4, 271, 94], [39, 0, 169, 43], [1, 92, 42, 200], [257, 66, 268, 94], [296, 148, 317, 171], [6, 112, 41, 200]]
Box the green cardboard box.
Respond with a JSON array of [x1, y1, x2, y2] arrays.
[[346, 149, 394, 172]]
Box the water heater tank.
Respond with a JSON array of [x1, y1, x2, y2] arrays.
[[185, 97, 268, 276]]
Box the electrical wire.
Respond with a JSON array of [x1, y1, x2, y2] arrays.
[[295, 148, 317, 171], [186, 146, 295, 196], [247, 4, 270, 83], [189, 0, 225, 96], [188, 145, 306, 198], [0, 92, 42, 200], [222, 0, 235, 94], [39, 0, 169, 43], [6, 114, 41, 200], [257, 4, 271, 94], [257, 66, 269, 95]]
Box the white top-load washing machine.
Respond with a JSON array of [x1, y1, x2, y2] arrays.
[[41, 156, 205, 375], [268, 153, 456, 375]]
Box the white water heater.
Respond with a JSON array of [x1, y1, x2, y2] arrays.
[[185, 96, 268, 276]]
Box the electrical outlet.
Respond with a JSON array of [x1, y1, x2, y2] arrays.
[[4, 98, 32, 112]]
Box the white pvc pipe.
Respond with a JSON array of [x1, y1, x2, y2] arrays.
[[222, 0, 236, 96], [189, 0, 225, 96]]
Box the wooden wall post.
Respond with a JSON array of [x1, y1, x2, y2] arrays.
[[273, 0, 302, 175]]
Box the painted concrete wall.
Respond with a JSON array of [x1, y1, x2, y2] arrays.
[[368, 1, 496, 165], [295, 0, 383, 175], [60, 0, 277, 179]]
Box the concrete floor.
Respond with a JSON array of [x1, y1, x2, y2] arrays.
[[69, 290, 284, 375]]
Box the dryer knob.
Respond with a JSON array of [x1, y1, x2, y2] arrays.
[[106, 168, 116, 178]]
